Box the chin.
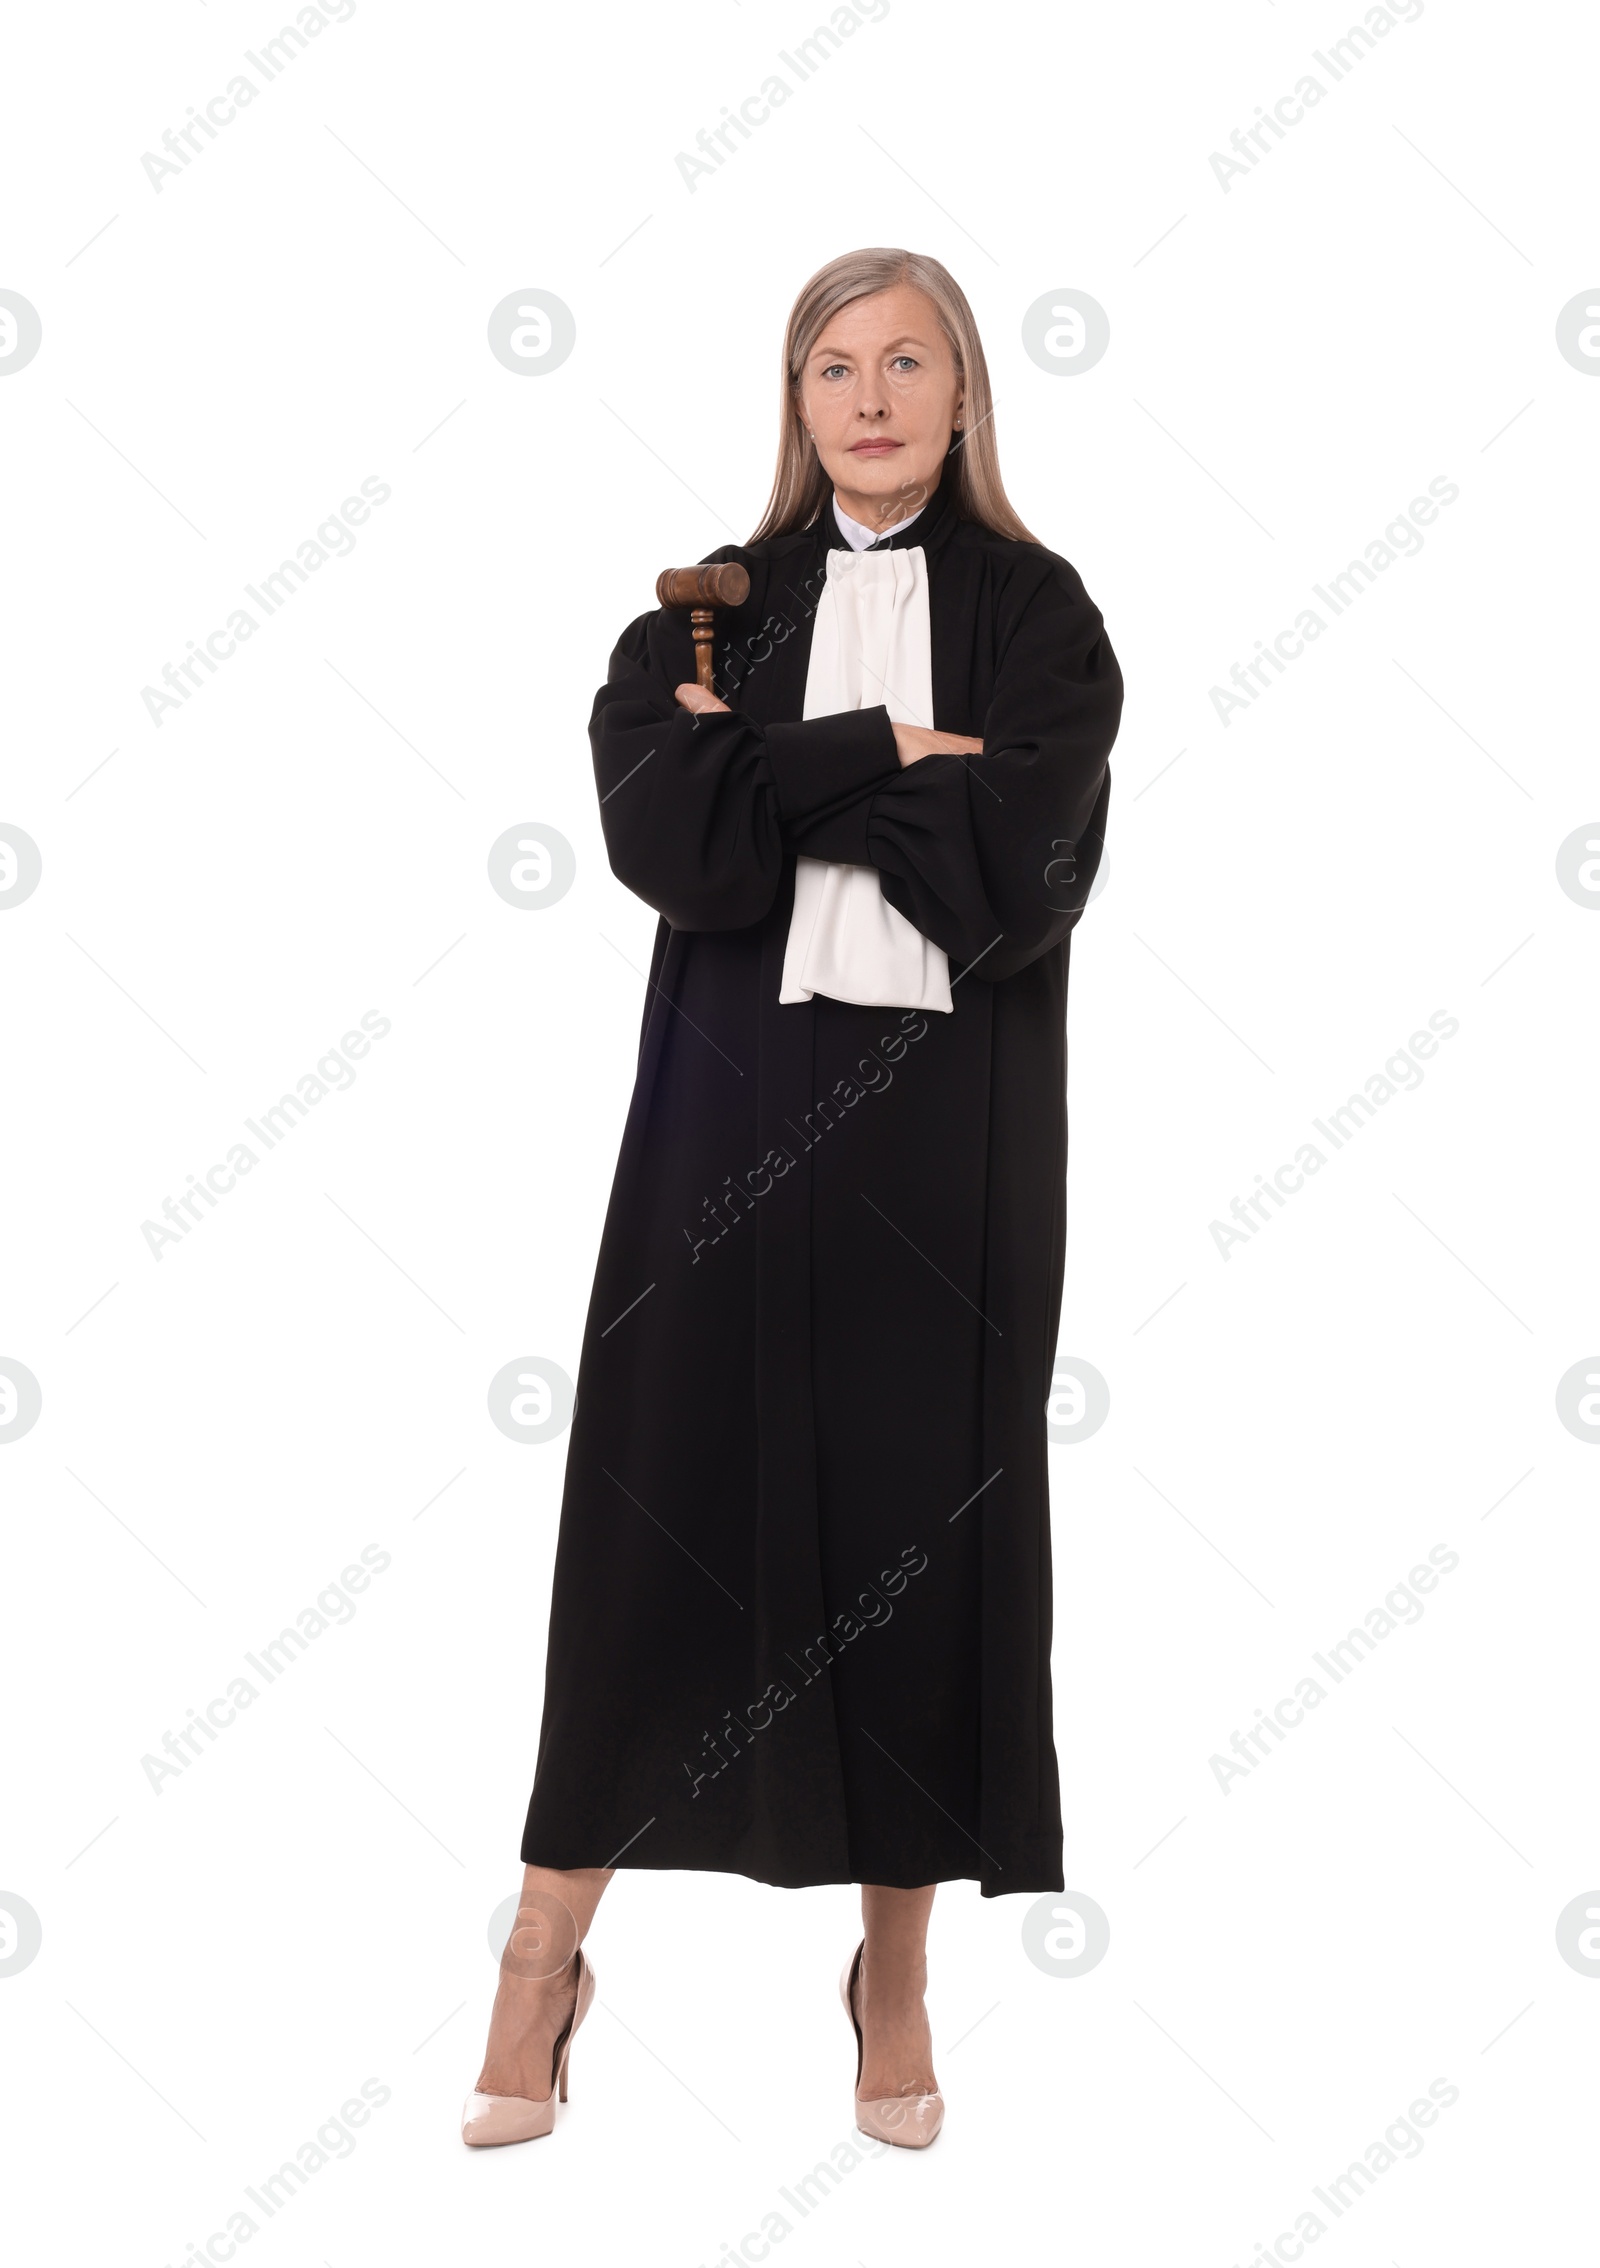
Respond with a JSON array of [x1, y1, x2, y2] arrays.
[[840, 455, 926, 496]]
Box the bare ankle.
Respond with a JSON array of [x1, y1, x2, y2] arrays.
[[862, 1948, 927, 1995]]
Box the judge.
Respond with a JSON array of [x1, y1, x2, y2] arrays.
[[465, 246, 1123, 2153]]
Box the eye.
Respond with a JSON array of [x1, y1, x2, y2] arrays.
[[820, 362, 849, 379], [890, 355, 918, 371]]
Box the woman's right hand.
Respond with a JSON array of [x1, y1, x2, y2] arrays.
[[892, 723, 984, 767]]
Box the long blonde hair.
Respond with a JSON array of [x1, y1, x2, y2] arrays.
[[749, 247, 1038, 545]]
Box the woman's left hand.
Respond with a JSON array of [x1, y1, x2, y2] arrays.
[[675, 683, 730, 714]]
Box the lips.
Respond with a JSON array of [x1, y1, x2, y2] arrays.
[[849, 439, 902, 455]]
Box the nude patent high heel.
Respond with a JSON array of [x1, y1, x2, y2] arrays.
[[839, 1939, 945, 2149], [461, 1947, 596, 2147]]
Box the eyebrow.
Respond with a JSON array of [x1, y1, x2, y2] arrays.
[[810, 334, 934, 359]]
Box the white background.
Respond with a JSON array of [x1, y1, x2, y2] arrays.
[[2, 0, 1597, 2261]]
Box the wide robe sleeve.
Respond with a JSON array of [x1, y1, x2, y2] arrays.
[[589, 607, 903, 933], [865, 555, 1122, 982]]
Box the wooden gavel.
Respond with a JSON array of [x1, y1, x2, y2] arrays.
[[655, 562, 750, 695]]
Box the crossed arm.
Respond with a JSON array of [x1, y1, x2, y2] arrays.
[[673, 680, 983, 767], [591, 561, 1122, 974]]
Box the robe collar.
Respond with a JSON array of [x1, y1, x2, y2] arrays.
[[816, 458, 962, 555]]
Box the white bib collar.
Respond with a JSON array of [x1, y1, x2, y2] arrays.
[[778, 544, 953, 1014]]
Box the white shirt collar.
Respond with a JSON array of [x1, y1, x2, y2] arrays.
[[831, 493, 927, 551]]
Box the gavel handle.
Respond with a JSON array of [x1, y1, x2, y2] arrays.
[[691, 608, 715, 693]]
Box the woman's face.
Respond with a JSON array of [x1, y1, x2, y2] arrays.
[[797, 283, 964, 527]]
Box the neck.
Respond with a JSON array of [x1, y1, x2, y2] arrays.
[[832, 466, 941, 533]]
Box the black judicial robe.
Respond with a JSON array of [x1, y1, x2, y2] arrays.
[[521, 470, 1122, 1896]]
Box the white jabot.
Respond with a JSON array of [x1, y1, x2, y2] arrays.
[[831, 494, 927, 551], [778, 540, 954, 1014]]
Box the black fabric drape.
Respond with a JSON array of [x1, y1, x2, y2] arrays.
[[521, 470, 1122, 1894]]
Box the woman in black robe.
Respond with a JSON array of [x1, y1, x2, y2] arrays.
[[465, 247, 1122, 2151]]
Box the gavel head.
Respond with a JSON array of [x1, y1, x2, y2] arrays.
[[654, 562, 751, 611]]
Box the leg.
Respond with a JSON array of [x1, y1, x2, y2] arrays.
[[474, 1865, 611, 2100], [855, 1882, 939, 2099]]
